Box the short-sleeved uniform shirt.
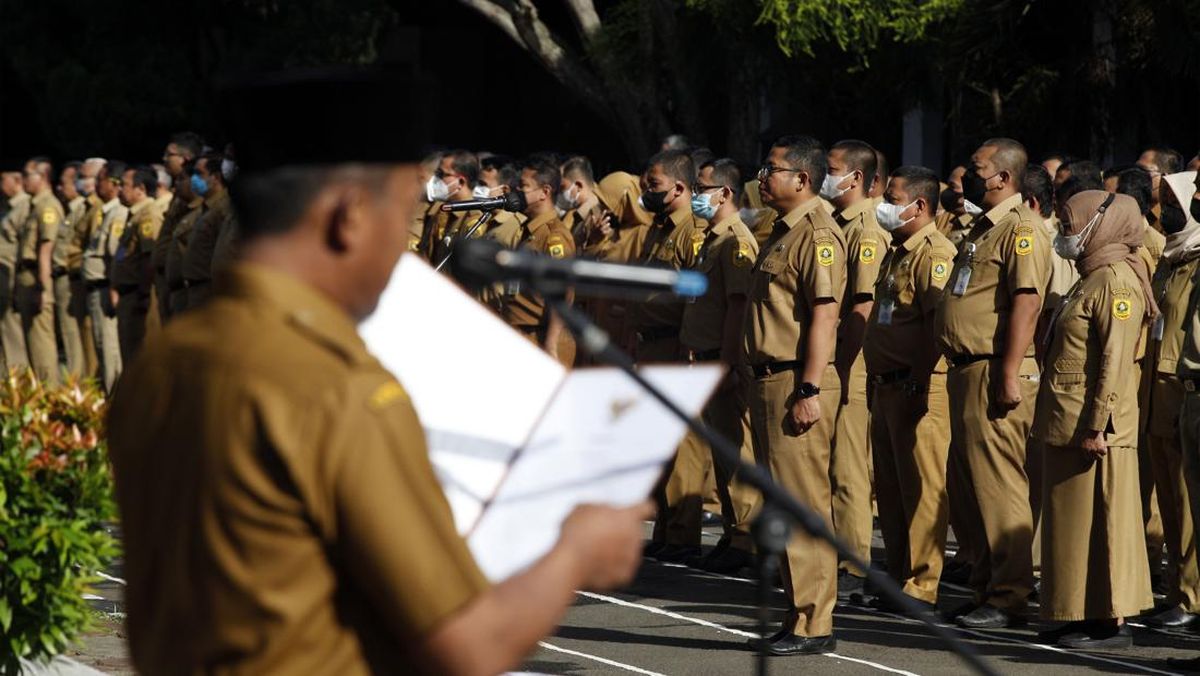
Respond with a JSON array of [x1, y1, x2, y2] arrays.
[[0, 192, 31, 269], [107, 264, 489, 674], [500, 211, 576, 330], [743, 197, 847, 365], [1143, 222, 1166, 275], [834, 198, 887, 305], [935, 193, 1051, 358], [183, 190, 233, 285], [82, 199, 128, 282], [863, 222, 956, 375], [1033, 262, 1145, 448], [53, 195, 87, 271], [19, 190, 64, 297], [111, 198, 164, 292], [1177, 265, 1200, 379], [71, 194, 103, 273], [680, 214, 758, 353], [628, 206, 704, 332]]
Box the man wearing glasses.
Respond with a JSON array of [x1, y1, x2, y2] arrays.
[[420, 149, 482, 265]]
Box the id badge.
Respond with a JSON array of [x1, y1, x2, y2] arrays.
[[1152, 314, 1165, 341], [877, 298, 895, 326], [951, 266, 972, 297]]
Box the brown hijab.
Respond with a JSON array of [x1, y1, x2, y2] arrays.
[[1061, 190, 1160, 320]]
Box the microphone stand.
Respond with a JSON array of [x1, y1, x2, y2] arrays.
[[435, 210, 497, 273], [535, 288, 998, 676]]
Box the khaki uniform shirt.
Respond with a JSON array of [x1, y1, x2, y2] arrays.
[[107, 264, 488, 675], [427, 204, 483, 264], [935, 193, 1050, 358], [628, 205, 704, 332], [483, 210, 525, 249], [835, 197, 887, 307], [863, 222, 956, 375], [1149, 256, 1200, 378], [935, 211, 973, 249], [211, 213, 241, 277], [743, 197, 847, 365], [1039, 216, 1080, 314], [71, 194, 102, 273], [153, 197, 191, 276], [183, 190, 233, 285], [1143, 222, 1166, 275], [1177, 266, 1200, 379], [154, 192, 174, 216], [82, 198, 128, 282], [164, 198, 205, 291], [20, 191, 64, 299], [0, 192, 30, 270], [111, 198, 164, 292], [1033, 262, 1145, 448], [680, 215, 758, 353], [54, 195, 87, 271], [500, 211, 575, 330]]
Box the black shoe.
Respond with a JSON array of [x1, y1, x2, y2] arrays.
[[686, 537, 731, 567], [760, 633, 837, 656], [944, 601, 978, 623], [643, 541, 666, 559], [701, 547, 754, 574], [957, 605, 1025, 629], [1145, 606, 1199, 629], [701, 510, 723, 527], [837, 572, 865, 595], [869, 594, 937, 617], [1058, 623, 1132, 650], [746, 627, 790, 651], [1035, 621, 1086, 644], [655, 545, 702, 563]]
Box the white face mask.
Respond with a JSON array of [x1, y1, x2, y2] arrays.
[[875, 200, 918, 232], [221, 158, 237, 182], [472, 184, 493, 200], [1053, 209, 1103, 260], [555, 185, 579, 212], [820, 171, 855, 201], [426, 176, 450, 203], [963, 198, 984, 216]]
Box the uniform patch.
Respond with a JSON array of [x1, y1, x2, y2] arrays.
[[733, 240, 753, 268], [1112, 297, 1132, 321], [40, 208, 58, 225], [1014, 232, 1033, 256], [691, 232, 705, 258], [931, 259, 949, 282], [140, 220, 154, 238], [860, 241, 878, 264], [816, 241, 835, 267], [547, 236, 567, 259], [369, 381, 409, 410]]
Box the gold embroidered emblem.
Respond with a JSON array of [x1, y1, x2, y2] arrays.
[[816, 242, 835, 267], [860, 242, 877, 264], [1112, 298, 1132, 320], [369, 381, 408, 410], [1015, 234, 1033, 256], [931, 260, 949, 282]]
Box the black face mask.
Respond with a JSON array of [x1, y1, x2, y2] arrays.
[[940, 187, 963, 213], [1161, 204, 1188, 235], [641, 189, 669, 215], [960, 168, 991, 206], [1191, 197, 1200, 225]]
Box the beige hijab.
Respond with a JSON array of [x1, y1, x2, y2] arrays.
[[1062, 190, 1159, 320], [1162, 171, 1200, 263]]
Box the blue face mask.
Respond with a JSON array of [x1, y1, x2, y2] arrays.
[[691, 192, 717, 221], [190, 174, 209, 197]]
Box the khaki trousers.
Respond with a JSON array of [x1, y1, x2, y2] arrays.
[[1040, 445, 1153, 620], [946, 357, 1037, 612], [832, 352, 873, 574], [1151, 373, 1200, 611], [74, 278, 98, 381], [1183, 392, 1200, 555], [0, 263, 28, 373], [703, 383, 761, 551], [1026, 437, 1044, 574], [116, 290, 150, 366], [86, 287, 121, 392], [1140, 361, 1166, 581], [53, 274, 85, 377], [16, 277, 59, 385], [748, 364, 839, 637], [871, 374, 950, 604]]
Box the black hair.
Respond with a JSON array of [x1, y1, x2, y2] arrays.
[[1061, 159, 1102, 185], [496, 162, 521, 191], [1146, 147, 1184, 175], [646, 149, 696, 187], [62, 160, 83, 175], [230, 165, 391, 238], [196, 151, 226, 185], [770, 134, 826, 190], [103, 160, 127, 182], [889, 166, 939, 211], [443, 149, 480, 186], [523, 156, 561, 198], [1021, 164, 1054, 218], [128, 165, 159, 195], [560, 155, 595, 185], [26, 156, 53, 179], [700, 158, 742, 201], [1116, 167, 1153, 217], [169, 132, 205, 161], [981, 137, 1027, 186], [831, 140, 877, 186], [1057, 173, 1104, 206], [688, 147, 715, 172], [480, 154, 514, 172]]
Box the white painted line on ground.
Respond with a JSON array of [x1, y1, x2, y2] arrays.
[[578, 591, 920, 675], [97, 571, 126, 585], [537, 641, 667, 676]]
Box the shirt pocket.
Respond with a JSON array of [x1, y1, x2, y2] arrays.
[[752, 254, 787, 301], [1048, 358, 1087, 394]]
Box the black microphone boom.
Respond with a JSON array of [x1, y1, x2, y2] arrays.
[[440, 191, 526, 213]]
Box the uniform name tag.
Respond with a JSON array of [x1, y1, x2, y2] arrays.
[[951, 266, 972, 296], [877, 298, 895, 326], [1152, 314, 1165, 341]]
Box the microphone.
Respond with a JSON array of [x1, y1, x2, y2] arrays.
[[451, 238, 708, 299], [440, 191, 526, 213]]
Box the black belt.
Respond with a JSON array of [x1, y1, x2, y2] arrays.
[[691, 348, 722, 362], [750, 360, 802, 378], [869, 368, 912, 386], [1184, 377, 1200, 393], [52, 266, 68, 278], [636, 326, 679, 343], [947, 354, 994, 370], [17, 260, 36, 272], [84, 279, 109, 290]]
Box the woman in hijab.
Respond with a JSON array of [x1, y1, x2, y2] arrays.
[[1034, 190, 1158, 649]]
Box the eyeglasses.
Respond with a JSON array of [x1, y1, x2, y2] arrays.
[[435, 168, 459, 181], [692, 183, 724, 193], [756, 165, 800, 180]]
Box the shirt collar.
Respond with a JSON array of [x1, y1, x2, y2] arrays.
[[980, 193, 1024, 227], [710, 213, 739, 237], [204, 189, 229, 210], [102, 197, 121, 214], [129, 197, 152, 216], [834, 197, 872, 226], [899, 222, 938, 253], [8, 192, 28, 208], [523, 210, 557, 235], [778, 197, 822, 231]]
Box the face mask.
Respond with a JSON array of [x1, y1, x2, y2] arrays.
[[820, 171, 854, 201], [1191, 197, 1200, 225], [640, 189, 669, 214], [1161, 204, 1188, 235], [426, 176, 450, 203], [555, 185, 579, 212], [963, 199, 984, 216], [961, 169, 998, 206], [190, 174, 209, 197], [1053, 208, 1104, 260], [940, 188, 962, 213], [221, 159, 236, 182], [472, 184, 493, 200], [875, 200, 917, 232], [691, 193, 717, 221], [75, 178, 90, 196]]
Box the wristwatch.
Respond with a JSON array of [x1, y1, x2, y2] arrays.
[[795, 382, 820, 399]]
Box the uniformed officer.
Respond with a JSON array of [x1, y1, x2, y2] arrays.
[[863, 166, 956, 613], [935, 138, 1048, 629], [1034, 190, 1155, 649], [210, 156, 242, 280], [82, 161, 128, 391], [420, 150, 483, 265], [52, 161, 88, 376], [478, 160, 525, 250], [1177, 175, 1200, 661], [16, 157, 64, 384], [935, 166, 975, 249], [1137, 147, 1184, 232], [72, 158, 107, 378], [408, 151, 441, 255], [743, 135, 846, 655], [163, 163, 205, 317], [161, 131, 204, 179], [0, 168, 31, 372], [823, 140, 886, 590], [111, 166, 164, 364], [496, 157, 577, 366], [182, 152, 233, 309], [558, 156, 616, 252], [107, 68, 647, 675], [679, 158, 761, 573], [1143, 170, 1200, 629]]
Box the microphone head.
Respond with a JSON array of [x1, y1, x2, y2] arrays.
[[503, 190, 527, 213], [672, 270, 709, 298]]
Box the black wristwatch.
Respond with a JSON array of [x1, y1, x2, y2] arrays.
[[795, 382, 821, 399]]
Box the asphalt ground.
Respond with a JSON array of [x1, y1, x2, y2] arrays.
[[76, 524, 1200, 675]]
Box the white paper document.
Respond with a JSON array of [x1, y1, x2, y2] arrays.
[[360, 254, 723, 581]]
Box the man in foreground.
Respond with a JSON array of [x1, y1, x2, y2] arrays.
[[107, 68, 648, 675]]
